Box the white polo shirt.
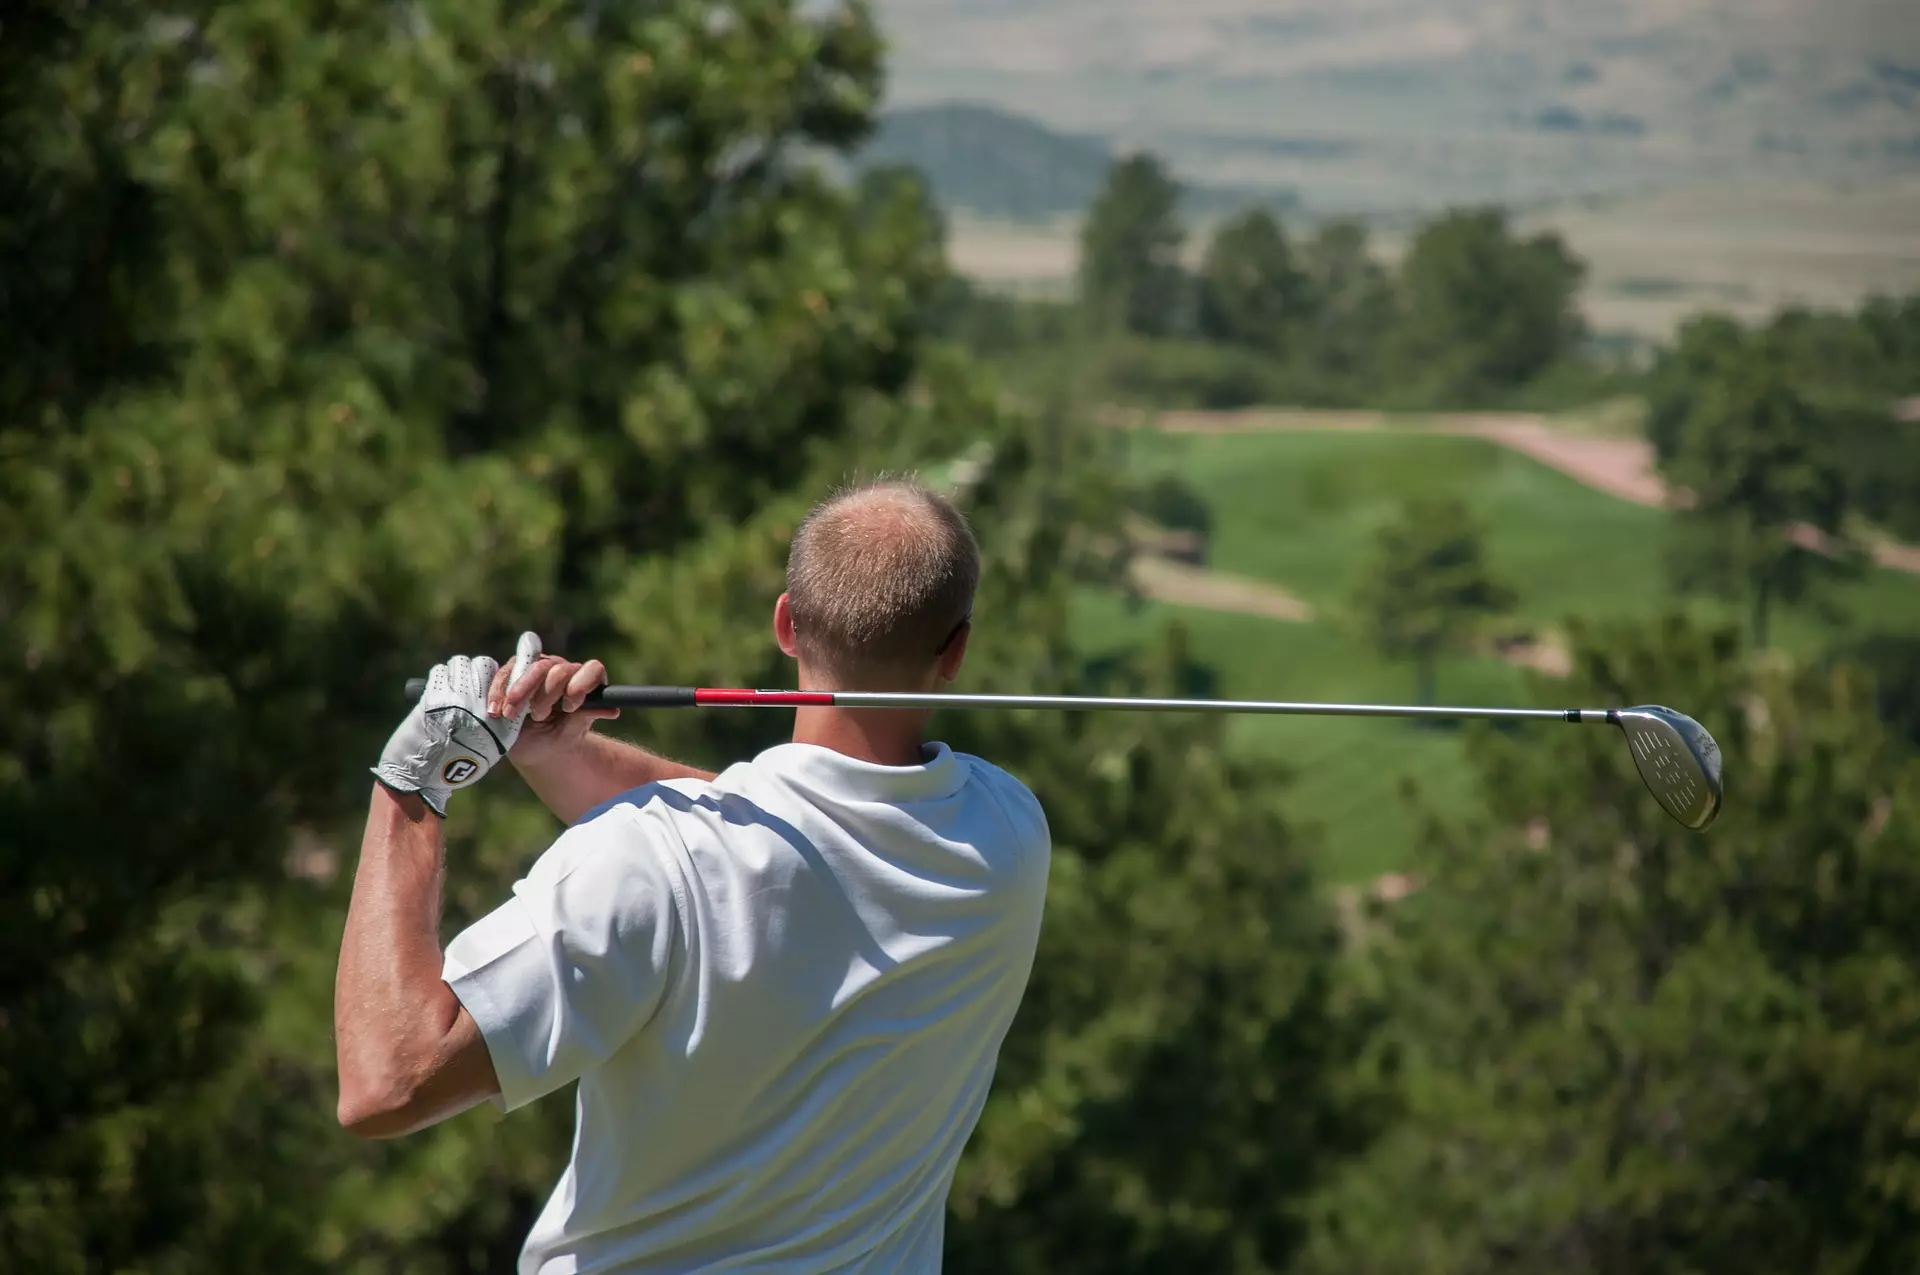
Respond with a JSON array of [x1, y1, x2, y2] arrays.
[[442, 741, 1051, 1274]]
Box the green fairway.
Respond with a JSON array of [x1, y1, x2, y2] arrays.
[[1086, 425, 1920, 883], [1116, 426, 1920, 650], [1071, 590, 1531, 885]]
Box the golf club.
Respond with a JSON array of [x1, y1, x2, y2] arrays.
[[403, 680, 1724, 830]]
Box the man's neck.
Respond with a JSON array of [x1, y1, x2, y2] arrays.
[[789, 705, 932, 768]]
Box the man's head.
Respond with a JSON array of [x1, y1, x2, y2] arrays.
[[777, 479, 978, 691]]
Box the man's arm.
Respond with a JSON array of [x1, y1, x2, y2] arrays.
[[335, 637, 697, 1137], [513, 731, 715, 825], [335, 784, 500, 1138], [492, 656, 716, 824]]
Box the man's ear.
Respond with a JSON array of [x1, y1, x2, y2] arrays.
[[774, 592, 800, 658], [934, 622, 969, 686]]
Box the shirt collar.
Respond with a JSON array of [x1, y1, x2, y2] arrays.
[[753, 741, 966, 803]]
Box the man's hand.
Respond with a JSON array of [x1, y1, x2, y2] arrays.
[[489, 652, 619, 770], [489, 652, 714, 823], [372, 632, 543, 816]]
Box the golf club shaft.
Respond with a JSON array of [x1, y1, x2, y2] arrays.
[[402, 679, 1618, 723]]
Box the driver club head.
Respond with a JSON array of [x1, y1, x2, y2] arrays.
[[1613, 706, 1724, 831]]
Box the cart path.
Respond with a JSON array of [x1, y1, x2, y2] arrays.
[[1127, 554, 1316, 622], [1143, 408, 1920, 575]]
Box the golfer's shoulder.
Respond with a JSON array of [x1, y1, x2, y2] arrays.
[[953, 751, 1050, 855], [513, 786, 693, 916], [558, 779, 724, 873], [572, 777, 712, 830]]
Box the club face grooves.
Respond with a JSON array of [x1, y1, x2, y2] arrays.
[[1614, 706, 1724, 830]]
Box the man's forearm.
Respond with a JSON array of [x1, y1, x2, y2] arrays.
[[513, 731, 716, 825], [335, 785, 492, 1133]]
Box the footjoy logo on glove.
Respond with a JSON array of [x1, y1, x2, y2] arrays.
[[442, 757, 480, 784]]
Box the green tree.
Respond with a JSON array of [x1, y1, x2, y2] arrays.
[[1307, 619, 1920, 1274], [1649, 303, 1920, 545], [1197, 209, 1307, 354], [1834, 632, 1920, 751], [1353, 499, 1516, 705], [4, 3, 1367, 1270], [1296, 218, 1395, 385], [1645, 314, 1752, 466], [1391, 208, 1586, 403], [1078, 153, 1188, 338], [1855, 292, 1920, 384], [1127, 472, 1215, 544], [1764, 305, 1893, 396], [1, 6, 499, 1265], [1661, 353, 1856, 648], [0, 0, 923, 1265], [1761, 300, 1920, 541]]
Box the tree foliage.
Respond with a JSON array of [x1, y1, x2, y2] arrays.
[[1650, 302, 1920, 544], [1658, 351, 1856, 647], [1126, 472, 1215, 543], [1759, 301, 1920, 541], [1078, 154, 1188, 338], [1, 3, 1358, 1270], [1646, 314, 1753, 466], [14, 5, 1918, 1272], [1828, 632, 1920, 754], [944, 193, 1622, 411], [1295, 219, 1397, 386], [1390, 208, 1586, 403], [1308, 619, 1920, 1274], [1352, 499, 1516, 704], [1197, 210, 1307, 355]]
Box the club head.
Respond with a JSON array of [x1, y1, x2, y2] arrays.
[[1614, 706, 1724, 831]]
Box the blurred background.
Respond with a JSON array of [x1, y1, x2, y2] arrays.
[[4, 1, 1918, 1270]]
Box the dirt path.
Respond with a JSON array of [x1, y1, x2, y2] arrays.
[[1125, 551, 1574, 676], [1496, 638, 1574, 677], [1149, 408, 1920, 574], [1127, 554, 1315, 622]]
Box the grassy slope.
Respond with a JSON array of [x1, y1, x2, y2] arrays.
[[1071, 590, 1518, 884], [1074, 427, 1920, 884]]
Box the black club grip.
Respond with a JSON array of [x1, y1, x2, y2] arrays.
[[401, 679, 697, 708]]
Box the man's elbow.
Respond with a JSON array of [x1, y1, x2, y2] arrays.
[[335, 1004, 495, 1138], [336, 1070, 429, 1140]]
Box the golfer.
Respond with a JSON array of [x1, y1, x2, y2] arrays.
[[334, 479, 1051, 1273]]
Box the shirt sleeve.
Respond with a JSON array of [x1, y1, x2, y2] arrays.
[[441, 801, 686, 1113]]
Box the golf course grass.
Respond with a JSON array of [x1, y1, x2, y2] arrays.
[[1072, 424, 1920, 885], [1071, 589, 1523, 884]]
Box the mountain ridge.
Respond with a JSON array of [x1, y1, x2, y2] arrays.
[[861, 101, 1297, 222], [871, 0, 1920, 213]]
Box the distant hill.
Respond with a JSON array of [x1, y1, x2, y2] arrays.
[[861, 102, 1112, 221], [860, 102, 1294, 222], [870, 0, 1920, 213]]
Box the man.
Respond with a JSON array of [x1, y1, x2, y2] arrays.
[[334, 479, 1051, 1273]]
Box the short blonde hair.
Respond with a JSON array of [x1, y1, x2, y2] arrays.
[[785, 479, 978, 684]]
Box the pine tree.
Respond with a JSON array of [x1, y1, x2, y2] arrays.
[[3, 4, 1365, 1269], [1390, 208, 1586, 403], [1306, 618, 1920, 1274], [1197, 209, 1307, 355], [1078, 154, 1187, 338], [1661, 353, 1856, 647], [1353, 499, 1516, 705], [1296, 219, 1395, 386]]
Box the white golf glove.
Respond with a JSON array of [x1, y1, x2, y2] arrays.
[[372, 631, 543, 816]]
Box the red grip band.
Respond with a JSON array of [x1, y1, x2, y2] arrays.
[[693, 689, 835, 707]]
